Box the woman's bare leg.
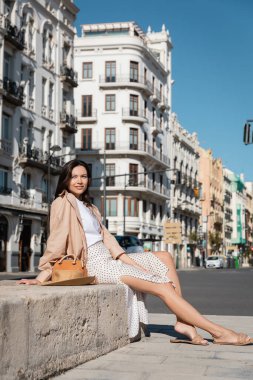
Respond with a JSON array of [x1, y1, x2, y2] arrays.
[[153, 251, 206, 342], [120, 275, 251, 345]]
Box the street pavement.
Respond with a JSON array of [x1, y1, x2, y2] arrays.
[[51, 269, 253, 380], [53, 313, 253, 380], [2, 268, 253, 379]]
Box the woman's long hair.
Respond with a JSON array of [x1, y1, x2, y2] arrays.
[[54, 159, 92, 206]]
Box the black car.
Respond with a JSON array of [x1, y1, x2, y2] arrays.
[[115, 235, 144, 253]]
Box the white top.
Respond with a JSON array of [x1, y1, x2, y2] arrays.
[[76, 199, 102, 248]]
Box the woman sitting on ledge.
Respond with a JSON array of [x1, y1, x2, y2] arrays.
[[18, 159, 252, 346]]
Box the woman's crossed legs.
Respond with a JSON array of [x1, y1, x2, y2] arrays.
[[121, 251, 252, 346]]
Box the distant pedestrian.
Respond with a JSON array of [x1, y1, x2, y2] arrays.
[[18, 160, 253, 346]]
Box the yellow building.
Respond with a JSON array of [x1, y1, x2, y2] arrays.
[[198, 148, 224, 256]]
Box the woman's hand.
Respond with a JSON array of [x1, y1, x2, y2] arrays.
[[17, 279, 41, 285]]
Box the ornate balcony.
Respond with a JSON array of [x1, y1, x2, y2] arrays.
[[60, 65, 78, 87], [60, 112, 77, 133], [4, 19, 25, 50], [1, 78, 24, 106], [18, 142, 63, 174], [151, 119, 163, 136], [150, 88, 161, 104]]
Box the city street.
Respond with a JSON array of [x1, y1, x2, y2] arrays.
[[2, 267, 252, 316], [147, 268, 253, 316]]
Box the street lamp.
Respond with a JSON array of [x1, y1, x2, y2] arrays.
[[47, 145, 62, 212]]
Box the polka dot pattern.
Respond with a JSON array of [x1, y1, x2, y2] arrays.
[[87, 241, 172, 339]]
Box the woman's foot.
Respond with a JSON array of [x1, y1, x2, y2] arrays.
[[213, 329, 253, 346], [173, 321, 209, 345]]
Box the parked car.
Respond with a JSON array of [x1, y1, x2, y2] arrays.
[[115, 235, 144, 254], [205, 255, 224, 269]]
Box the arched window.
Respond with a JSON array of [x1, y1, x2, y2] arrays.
[[42, 23, 54, 66], [22, 7, 35, 55]]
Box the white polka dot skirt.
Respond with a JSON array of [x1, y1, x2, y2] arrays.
[[87, 241, 172, 340]]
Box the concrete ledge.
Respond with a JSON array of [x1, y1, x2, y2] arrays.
[[0, 281, 129, 380]]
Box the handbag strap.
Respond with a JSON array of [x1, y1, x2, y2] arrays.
[[56, 254, 84, 268]]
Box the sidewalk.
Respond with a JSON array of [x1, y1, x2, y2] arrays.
[[53, 313, 253, 380]]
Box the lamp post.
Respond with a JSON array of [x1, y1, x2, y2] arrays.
[[103, 149, 107, 226], [47, 145, 62, 212]]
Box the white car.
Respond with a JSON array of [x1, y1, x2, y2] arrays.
[[205, 256, 224, 269]]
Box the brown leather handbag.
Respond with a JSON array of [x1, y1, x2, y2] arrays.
[[42, 254, 95, 286]]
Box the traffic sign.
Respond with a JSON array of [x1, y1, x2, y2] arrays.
[[163, 222, 182, 244]]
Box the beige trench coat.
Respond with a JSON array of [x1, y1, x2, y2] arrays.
[[36, 191, 124, 283]]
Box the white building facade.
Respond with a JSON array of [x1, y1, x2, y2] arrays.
[[0, 0, 78, 272], [74, 22, 173, 250], [169, 113, 201, 268]]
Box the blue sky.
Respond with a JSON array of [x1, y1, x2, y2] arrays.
[[75, 0, 253, 181]]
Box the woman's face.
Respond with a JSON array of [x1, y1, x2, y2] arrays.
[[68, 165, 89, 198]]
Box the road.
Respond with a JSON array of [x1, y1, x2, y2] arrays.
[[146, 268, 253, 316]]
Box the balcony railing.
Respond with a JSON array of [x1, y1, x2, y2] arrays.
[[4, 18, 25, 50], [0, 186, 12, 195], [1, 78, 24, 106], [79, 141, 169, 166], [99, 75, 153, 95], [0, 139, 12, 155], [122, 108, 148, 123], [20, 189, 30, 200], [60, 65, 78, 87], [92, 175, 170, 197], [19, 143, 64, 173], [77, 109, 97, 120], [60, 112, 77, 133]]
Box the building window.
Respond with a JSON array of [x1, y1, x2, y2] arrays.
[[21, 172, 31, 190], [81, 129, 92, 150], [130, 94, 138, 116], [130, 128, 138, 150], [0, 170, 8, 192], [2, 114, 11, 141], [87, 163, 92, 177], [49, 82, 54, 112], [160, 175, 163, 192], [130, 61, 138, 82], [106, 198, 117, 216], [151, 203, 157, 220], [83, 62, 93, 79], [144, 100, 147, 117], [152, 107, 155, 126], [144, 67, 147, 83], [105, 94, 115, 111], [105, 61, 116, 82], [143, 199, 147, 213], [152, 172, 156, 190], [152, 76, 155, 92], [129, 164, 138, 186], [106, 164, 115, 186], [160, 83, 163, 99], [125, 198, 138, 217], [42, 78, 47, 106], [105, 128, 115, 150], [159, 205, 163, 221], [82, 95, 92, 117]]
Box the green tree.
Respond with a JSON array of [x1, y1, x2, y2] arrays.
[[208, 231, 222, 252]]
